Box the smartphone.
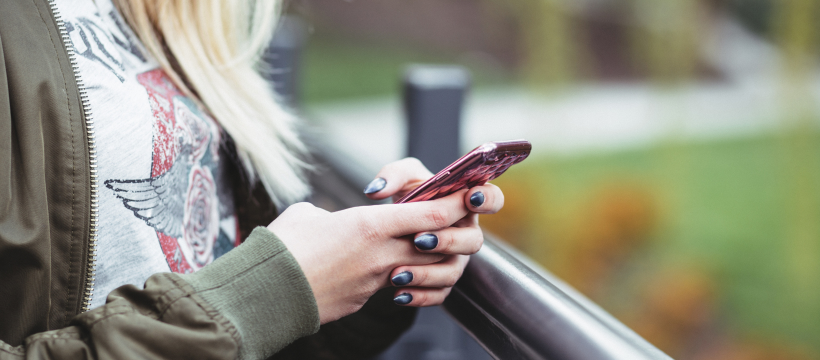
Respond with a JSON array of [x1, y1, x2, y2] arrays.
[[395, 140, 532, 204]]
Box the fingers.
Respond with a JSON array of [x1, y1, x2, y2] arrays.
[[390, 255, 469, 288], [412, 226, 483, 255], [391, 238, 447, 266], [464, 183, 504, 214], [364, 158, 434, 200], [390, 255, 469, 307], [392, 287, 453, 307], [452, 213, 478, 228], [364, 190, 470, 237]]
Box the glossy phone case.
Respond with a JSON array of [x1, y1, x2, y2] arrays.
[[396, 140, 532, 204]]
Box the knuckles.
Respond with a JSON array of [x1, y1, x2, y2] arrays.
[[380, 157, 434, 186], [382, 157, 425, 175], [282, 202, 324, 218], [438, 228, 483, 255], [351, 209, 384, 242], [400, 157, 425, 170], [414, 267, 429, 285], [426, 206, 450, 230], [366, 253, 392, 278], [413, 291, 429, 306], [446, 267, 463, 287], [288, 202, 316, 212], [437, 231, 455, 253], [469, 231, 484, 254]]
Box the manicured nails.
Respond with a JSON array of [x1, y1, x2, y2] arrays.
[[393, 293, 413, 305], [391, 271, 413, 286], [470, 191, 485, 207], [363, 177, 387, 194], [414, 234, 438, 251]]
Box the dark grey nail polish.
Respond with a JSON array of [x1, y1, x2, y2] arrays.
[[414, 234, 438, 251], [363, 177, 387, 194], [391, 271, 413, 286], [393, 293, 412, 305], [470, 191, 485, 207]]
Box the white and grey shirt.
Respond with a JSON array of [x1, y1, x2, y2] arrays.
[[54, 0, 239, 309]]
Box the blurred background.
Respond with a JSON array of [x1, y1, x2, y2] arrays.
[[281, 0, 820, 358]]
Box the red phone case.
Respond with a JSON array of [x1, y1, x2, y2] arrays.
[[395, 140, 532, 204]]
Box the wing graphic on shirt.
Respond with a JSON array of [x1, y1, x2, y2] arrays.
[[104, 160, 190, 238]]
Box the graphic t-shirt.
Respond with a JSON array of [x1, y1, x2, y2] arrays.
[[54, 0, 239, 309]]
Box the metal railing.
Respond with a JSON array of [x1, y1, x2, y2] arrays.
[[444, 235, 672, 360]]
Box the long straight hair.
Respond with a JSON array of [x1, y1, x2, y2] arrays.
[[113, 0, 311, 207]]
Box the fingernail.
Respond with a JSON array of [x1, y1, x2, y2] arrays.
[[363, 177, 387, 194], [414, 234, 438, 251], [391, 271, 413, 286], [470, 191, 485, 207], [393, 293, 413, 305]]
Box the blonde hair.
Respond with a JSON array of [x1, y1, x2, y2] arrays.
[[114, 0, 311, 207]]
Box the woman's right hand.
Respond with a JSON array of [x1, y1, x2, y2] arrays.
[[267, 191, 470, 324]]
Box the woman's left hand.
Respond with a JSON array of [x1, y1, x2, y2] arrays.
[[364, 157, 505, 306]]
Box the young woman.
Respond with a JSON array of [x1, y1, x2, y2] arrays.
[[0, 0, 504, 359]]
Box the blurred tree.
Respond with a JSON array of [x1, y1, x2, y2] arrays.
[[775, 0, 820, 348]]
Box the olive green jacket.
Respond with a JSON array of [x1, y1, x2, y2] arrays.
[[0, 1, 414, 359]]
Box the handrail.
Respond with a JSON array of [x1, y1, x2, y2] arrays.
[[307, 143, 672, 360], [445, 236, 672, 360]]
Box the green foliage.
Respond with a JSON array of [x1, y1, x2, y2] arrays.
[[492, 132, 820, 352]]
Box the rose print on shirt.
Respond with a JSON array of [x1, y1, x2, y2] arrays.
[[183, 165, 219, 267], [104, 69, 234, 273]]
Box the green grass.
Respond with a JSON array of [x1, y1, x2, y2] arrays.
[[301, 36, 511, 104], [490, 132, 820, 353]]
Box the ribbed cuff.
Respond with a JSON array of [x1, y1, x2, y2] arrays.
[[181, 227, 320, 360]]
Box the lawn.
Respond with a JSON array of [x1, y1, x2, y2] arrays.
[[301, 36, 510, 104], [482, 132, 820, 358]]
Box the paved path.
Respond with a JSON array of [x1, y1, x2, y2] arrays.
[[306, 81, 816, 175]]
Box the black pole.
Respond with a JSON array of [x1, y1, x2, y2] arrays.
[[374, 65, 490, 360], [404, 65, 471, 172]]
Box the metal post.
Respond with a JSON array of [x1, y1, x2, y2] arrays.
[[404, 65, 471, 172], [373, 65, 491, 360]]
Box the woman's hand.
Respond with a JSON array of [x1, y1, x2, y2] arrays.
[[269, 189, 469, 324], [363, 158, 504, 307]]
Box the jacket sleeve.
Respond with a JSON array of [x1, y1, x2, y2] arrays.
[[0, 228, 321, 360]]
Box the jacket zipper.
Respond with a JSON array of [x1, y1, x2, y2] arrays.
[[49, 0, 98, 312]]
